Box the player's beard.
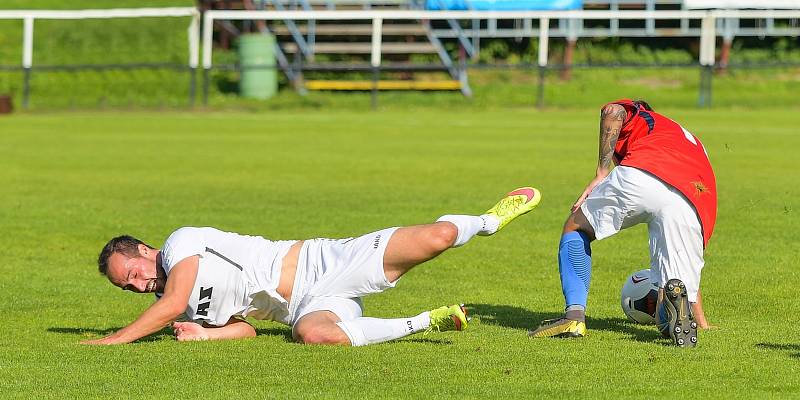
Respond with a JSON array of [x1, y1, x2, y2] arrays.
[[152, 266, 167, 293]]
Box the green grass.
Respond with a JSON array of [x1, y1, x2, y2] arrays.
[[0, 108, 798, 398], [225, 67, 800, 110]]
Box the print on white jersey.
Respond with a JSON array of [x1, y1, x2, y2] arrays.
[[160, 227, 296, 326]]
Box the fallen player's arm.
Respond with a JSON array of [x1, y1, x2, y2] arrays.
[[173, 317, 256, 341], [82, 256, 199, 345]]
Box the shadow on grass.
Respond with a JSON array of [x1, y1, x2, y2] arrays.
[[756, 343, 800, 359], [49, 327, 122, 335], [404, 338, 452, 345], [48, 326, 173, 343], [51, 326, 297, 344], [255, 327, 294, 342], [255, 328, 453, 346], [467, 303, 664, 344]]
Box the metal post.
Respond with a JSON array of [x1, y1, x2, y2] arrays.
[[203, 68, 210, 106], [537, 66, 545, 109], [188, 11, 200, 107], [698, 14, 716, 108], [22, 16, 34, 109], [645, 0, 655, 35], [471, 18, 480, 61], [697, 65, 714, 108], [707, 67, 713, 108], [293, 48, 302, 88], [610, 0, 619, 34], [189, 68, 197, 107], [458, 44, 471, 97], [561, 19, 577, 81], [537, 17, 549, 109], [23, 68, 31, 109], [370, 17, 382, 110], [371, 67, 379, 110], [201, 10, 214, 107], [697, 66, 705, 108]]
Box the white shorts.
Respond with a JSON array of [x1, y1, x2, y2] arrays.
[[287, 227, 399, 325], [580, 166, 705, 302]]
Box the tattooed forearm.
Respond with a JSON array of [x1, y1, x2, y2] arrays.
[[598, 104, 626, 171]]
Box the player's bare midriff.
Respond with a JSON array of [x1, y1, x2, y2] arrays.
[[276, 240, 304, 303]]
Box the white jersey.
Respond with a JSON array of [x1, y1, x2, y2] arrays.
[[157, 227, 297, 326]]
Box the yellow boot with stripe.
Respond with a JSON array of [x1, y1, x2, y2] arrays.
[[528, 317, 586, 338]]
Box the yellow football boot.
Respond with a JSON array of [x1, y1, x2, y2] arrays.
[[481, 187, 542, 235], [528, 317, 586, 338], [425, 304, 469, 335]]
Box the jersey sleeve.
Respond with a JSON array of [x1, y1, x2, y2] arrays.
[[161, 227, 205, 275]]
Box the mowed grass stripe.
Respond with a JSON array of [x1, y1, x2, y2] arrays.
[[0, 109, 797, 398]]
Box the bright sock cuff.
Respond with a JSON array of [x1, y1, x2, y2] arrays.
[[436, 215, 484, 247], [336, 312, 430, 347], [559, 231, 593, 309]]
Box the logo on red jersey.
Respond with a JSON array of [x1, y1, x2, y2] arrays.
[[691, 181, 709, 197]]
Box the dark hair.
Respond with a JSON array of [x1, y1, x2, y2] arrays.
[[97, 235, 154, 275], [633, 99, 653, 111]]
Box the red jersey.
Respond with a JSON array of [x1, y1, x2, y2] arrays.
[[608, 99, 717, 247]]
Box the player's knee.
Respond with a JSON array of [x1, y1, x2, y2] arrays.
[[296, 326, 348, 345], [563, 209, 596, 240], [430, 223, 458, 250]]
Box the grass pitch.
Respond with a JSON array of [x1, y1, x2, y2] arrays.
[[0, 108, 797, 398]]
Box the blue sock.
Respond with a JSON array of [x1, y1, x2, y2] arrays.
[[559, 231, 592, 310]]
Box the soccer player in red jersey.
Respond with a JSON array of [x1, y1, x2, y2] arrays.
[[529, 99, 716, 347]]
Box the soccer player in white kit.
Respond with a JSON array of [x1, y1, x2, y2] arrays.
[[82, 187, 541, 346]]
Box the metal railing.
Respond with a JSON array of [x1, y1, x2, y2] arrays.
[[202, 9, 800, 107]]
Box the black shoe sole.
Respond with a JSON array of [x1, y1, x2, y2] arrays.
[[663, 279, 698, 348]]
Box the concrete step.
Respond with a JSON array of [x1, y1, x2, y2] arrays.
[[272, 24, 428, 36], [281, 41, 438, 54], [305, 79, 461, 90]]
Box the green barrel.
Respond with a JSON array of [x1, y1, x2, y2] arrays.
[[238, 33, 277, 99]]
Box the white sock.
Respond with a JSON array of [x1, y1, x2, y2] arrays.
[[480, 214, 500, 235], [437, 214, 495, 247], [336, 312, 430, 347]]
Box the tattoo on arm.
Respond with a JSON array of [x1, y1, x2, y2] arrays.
[[598, 105, 626, 170]]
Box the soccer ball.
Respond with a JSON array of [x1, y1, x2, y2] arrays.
[[620, 269, 659, 325]]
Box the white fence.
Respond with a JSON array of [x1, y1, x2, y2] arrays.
[[0, 8, 200, 108], [1, 7, 799, 108]]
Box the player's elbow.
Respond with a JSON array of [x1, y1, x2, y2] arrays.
[[167, 305, 187, 320], [236, 322, 257, 338], [601, 103, 625, 117], [159, 298, 188, 320]]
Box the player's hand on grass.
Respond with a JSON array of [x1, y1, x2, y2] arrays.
[[173, 321, 210, 341], [80, 337, 118, 345]]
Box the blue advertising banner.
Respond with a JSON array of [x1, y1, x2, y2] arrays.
[[426, 0, 582, 11], [685, 0, 799, 8]]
